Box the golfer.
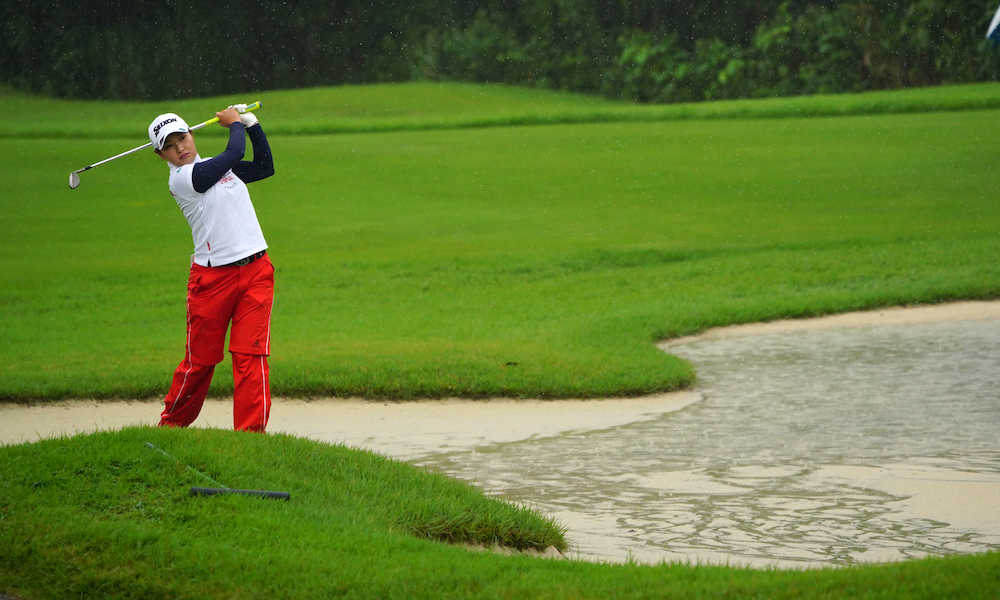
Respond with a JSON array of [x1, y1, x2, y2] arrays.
[[148, 106, 275, 432]]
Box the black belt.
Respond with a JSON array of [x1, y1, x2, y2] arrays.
[[213, 250, 266, 268]]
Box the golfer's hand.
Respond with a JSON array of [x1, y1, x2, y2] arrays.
[[217, 107, 241, 127], [227, 104, 259, 128]]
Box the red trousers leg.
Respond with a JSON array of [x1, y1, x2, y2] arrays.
[[232, 352, 270, 432], [160, 359, 215, 427]]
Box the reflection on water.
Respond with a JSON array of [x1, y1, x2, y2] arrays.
[[411, 320, 1000, 567]]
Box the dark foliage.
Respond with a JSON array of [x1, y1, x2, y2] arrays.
[[2, 0, 998, 101]]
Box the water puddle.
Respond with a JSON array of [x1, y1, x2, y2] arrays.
[[2, 306, 998, 568]]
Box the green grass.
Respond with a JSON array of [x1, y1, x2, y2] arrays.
[[2, 83, 999, 400], [6, 81, 1000, 138], [1, 428, 997, 599]]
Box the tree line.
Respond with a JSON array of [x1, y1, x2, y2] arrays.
[[3, 0, 998, 102]]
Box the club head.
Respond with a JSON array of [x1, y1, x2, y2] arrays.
[[68, 172, 81, 189]]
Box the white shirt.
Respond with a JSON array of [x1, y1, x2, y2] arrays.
[[168, 155, 268, 267]]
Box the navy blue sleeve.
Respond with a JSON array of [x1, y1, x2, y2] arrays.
[[232, 124, 275, 183], [191, 124, 246, 193]]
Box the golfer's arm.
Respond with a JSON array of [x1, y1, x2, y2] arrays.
[[232, 125, 274, 183], [191, 124, 246, 193]]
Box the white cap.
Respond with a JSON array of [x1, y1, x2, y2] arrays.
[[148, 113, 190, 150]]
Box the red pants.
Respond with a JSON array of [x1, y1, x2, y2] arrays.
[[160, 254, 274, 432]]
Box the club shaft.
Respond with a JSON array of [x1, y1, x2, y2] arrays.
[[75, 142, 151, 173], [144, 441, 227, 488], [73, 117, 209, 174]]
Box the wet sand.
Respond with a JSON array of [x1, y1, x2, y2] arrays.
[[0, 393, 701, 453], [2, 299, 998, 567], [660, 300, 1000, 347]]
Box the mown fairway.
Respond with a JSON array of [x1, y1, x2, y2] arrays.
[[2, 83, 999, 399]]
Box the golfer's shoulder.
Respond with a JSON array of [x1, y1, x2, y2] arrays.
[[168, 162, 196, 194]]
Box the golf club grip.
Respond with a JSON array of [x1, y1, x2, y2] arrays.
[[190, 101, 262, 132], [190, 486, 290, 500]]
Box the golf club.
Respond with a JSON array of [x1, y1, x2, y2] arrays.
[[144, 441, 290, 501], [68, 101, 261, 190], [988, 2, 1000, 42], [190, 486, 291, 500]]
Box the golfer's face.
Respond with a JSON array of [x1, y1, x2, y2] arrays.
[[160, 132, 197, 165]]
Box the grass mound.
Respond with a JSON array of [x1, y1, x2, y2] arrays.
[[1, 428, 998, 598], [0, 427, 564, 598]]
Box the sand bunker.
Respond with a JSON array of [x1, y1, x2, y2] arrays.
[[0, 393, 701, 453]]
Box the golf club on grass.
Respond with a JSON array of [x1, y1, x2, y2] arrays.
[[144, 441, 290, 501], [68, 101, 261, 190]]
